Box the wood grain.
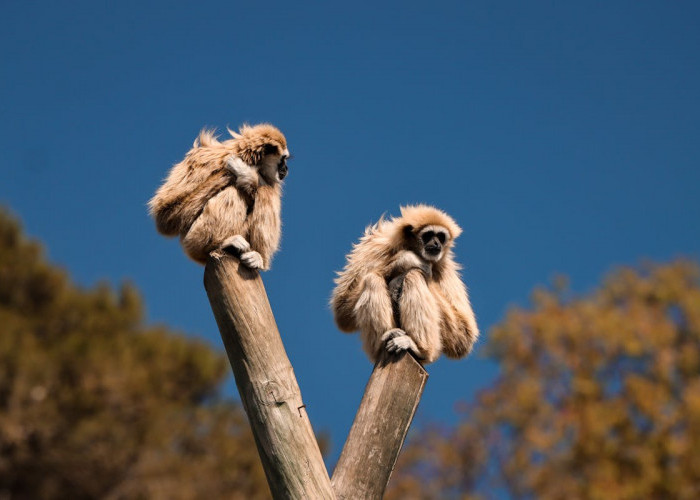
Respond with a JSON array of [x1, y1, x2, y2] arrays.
[[331, 351, 428, 499], [204, 254, 335, 499]]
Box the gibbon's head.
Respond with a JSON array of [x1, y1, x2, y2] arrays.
[[396, 205, 462, 263], [229, 123, 290, 184]]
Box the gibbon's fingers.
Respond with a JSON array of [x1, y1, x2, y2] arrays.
[[221, 234, 251, 254], [240, 251, 264, 269], [381, 328, 407, 343]]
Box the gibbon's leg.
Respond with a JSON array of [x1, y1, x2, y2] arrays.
[[353, 273, 396, 363], [396, 269, 442, 363], [181, 187, 248, 265], [431, 286, 472, 359], [432, 273, 479, 358], [180, 212, 216, 264]]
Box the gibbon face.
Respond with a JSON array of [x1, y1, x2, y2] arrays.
[[258, 144, 290, 184], [405, 223, 452, 263]]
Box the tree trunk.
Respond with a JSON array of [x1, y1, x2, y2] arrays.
[[204, 254, 335, 499], [331, 351, 428, 499]]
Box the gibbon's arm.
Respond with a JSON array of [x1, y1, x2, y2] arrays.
[[245, 185, 282, 270], [397, 269, 442, 363], [332, 246, 381, 333], [149, 159, 232, 237], [435, 264, 479, 358], [354, 272, 396, 361]]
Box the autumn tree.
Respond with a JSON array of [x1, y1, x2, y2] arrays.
[[0, 207, 270, 499], [388, 260, 700, 500]]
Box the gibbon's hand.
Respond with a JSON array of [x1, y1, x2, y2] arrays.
[[225, 156, 257, 189], [392, 250, 432, 280], [221, 235, 251, 255], [240, 250, 264, 270], [382, 328, 420, 356]]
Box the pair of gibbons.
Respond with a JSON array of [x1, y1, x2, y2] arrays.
[[149, 124, 478, 364]]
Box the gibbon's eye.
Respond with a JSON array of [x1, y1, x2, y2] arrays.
[[436, 232, 446, 244], [263, 144, 278, 156], [421, 231, 435, 244]]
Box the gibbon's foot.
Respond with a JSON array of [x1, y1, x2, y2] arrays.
[[381, 329, 420, 356], [240, 250, 264, 270], [381, 328, 406, 342], [221, 235, 251, 255]]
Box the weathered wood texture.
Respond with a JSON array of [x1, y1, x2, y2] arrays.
[[203, 255, 335, 500], [332, 351, 428, 500]]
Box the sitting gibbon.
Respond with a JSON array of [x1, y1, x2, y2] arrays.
[[331, 205, 479, 364], [149, 123, 289, 269]]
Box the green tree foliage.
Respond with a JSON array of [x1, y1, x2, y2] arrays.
[[388, 260, 700, 500], [0, 208, 270, 499]]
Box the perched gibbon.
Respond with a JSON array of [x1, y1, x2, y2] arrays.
[[149, 123, 290, 269], [331, 205, 479, 364]]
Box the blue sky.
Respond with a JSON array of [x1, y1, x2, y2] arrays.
[[1, 1, 699, 463]]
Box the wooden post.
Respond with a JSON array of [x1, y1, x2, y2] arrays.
[[203, 254, 335, 499], [332, 351, 428, 499]]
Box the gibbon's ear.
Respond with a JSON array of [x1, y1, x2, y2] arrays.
[[253, 145, 266, 165], [402, 224, 414, 237], [239, 144, 268, 166]]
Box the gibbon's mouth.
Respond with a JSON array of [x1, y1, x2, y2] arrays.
[[426, 246, 441, 256], [278, 163, 288, 180]]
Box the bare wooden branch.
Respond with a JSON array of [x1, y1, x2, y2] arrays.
[[331, 351, 428, 499], [203, 254, 335, 500]]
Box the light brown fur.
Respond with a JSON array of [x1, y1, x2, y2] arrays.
[[148, 123, 288, 268], [331, 205, 479, 363]]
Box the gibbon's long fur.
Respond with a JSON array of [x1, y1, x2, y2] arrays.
[[331, 205, 479, 363], [148, 123, 288, 267]]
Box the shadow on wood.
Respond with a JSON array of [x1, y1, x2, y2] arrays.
[[332, 351, 428, 499], [203, 254, 335, 499]]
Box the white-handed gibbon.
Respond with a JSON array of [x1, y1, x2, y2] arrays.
[[149, 123, 289, 269], [331, 205, 479, 364]]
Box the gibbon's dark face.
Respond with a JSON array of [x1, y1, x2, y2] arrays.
[[260, 143, 291, 183], [418, 225, 449, 262], [277, 154, 289, 180]]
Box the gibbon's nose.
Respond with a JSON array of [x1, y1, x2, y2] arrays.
[[426, 243, 441, 255]]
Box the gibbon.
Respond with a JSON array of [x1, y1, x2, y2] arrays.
[[331, 205, 479, 364], [149, 123, 289, 269]]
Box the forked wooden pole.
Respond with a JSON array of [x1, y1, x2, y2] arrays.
[[331, 351, 428, 499], [203, 254, 335, 499]]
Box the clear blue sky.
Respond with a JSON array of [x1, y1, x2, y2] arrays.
[[2, 1, 699, 463]]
